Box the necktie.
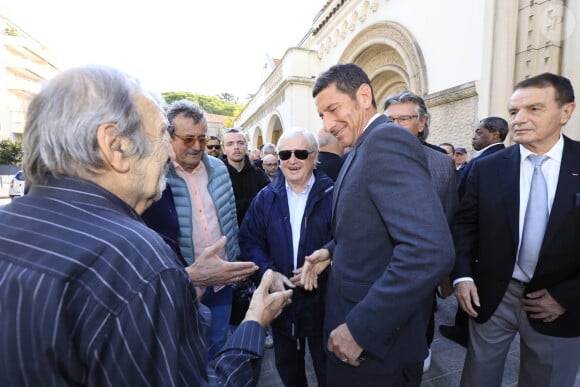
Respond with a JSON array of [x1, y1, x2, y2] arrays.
[[517, 154, 549, 280]]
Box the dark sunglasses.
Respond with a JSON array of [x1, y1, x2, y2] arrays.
[[278, 149, 313, 161], [173, 134, 208, 147], [207, 144, 221, 150]]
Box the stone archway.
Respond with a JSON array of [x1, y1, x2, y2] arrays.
[[339, 21, 428, 105], [265, 112, 283, 145]]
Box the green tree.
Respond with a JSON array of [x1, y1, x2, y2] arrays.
[[161, 91, 243, 117], [0, 139, 23, 165]]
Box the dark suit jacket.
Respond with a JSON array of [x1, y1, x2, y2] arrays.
[[452, 136, 580, 337], [325, 115, 455, 373], [317, 151, 344, 181], [424, 145, 458, 224], [456, 143, 505, 200]]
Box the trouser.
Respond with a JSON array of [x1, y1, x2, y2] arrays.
[[272, 329, 326, 387], [461, 280, 580, 387]]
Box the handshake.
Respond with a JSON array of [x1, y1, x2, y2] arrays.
[[185, 236, 293, 327]]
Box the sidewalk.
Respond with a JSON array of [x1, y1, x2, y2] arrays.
[[257, 295, 580, 387]]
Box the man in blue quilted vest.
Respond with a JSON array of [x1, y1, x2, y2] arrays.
[[165, 99, 240, 360]]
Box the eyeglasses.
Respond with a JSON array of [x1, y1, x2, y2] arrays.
[[387, 115, 418, 125], [263, 162, 278, 167], [206, 144, 221, 150], [278, 149, 314, 161], [173, 133, 208, 147]]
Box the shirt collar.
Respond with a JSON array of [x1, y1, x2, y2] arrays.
[[363, 113, 383, 133], [173, 159, 204, 174], [285, 173, 315, 195], [474, 142, 503, 158], [519, 134, 564, 163]]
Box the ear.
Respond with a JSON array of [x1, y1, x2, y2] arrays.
[[97, 123, 132, 173], [356, 83, 374, 109], [561, 101, 576, 125], [417, 116, 427, 134]]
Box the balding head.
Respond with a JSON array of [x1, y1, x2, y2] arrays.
[[262, 154, 279, 180], [317, 128, 344, 157]]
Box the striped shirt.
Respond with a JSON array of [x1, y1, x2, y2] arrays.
[[0, 176, 264, 386]]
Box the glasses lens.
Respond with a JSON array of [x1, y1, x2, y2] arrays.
[[178, 135, 207, 146], [278, 150, 310, 160], [278, 150, 291, 160], [207, 145, 221, 150], [294, 150, 309, 160]]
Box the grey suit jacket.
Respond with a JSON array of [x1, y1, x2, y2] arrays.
[[325, 115, 455, 373], [423, 145, 458, 225]]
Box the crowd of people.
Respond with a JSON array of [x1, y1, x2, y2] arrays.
[[0, 62, 578, 387]]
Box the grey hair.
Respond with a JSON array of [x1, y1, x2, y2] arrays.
[[382, 91, 431, 141], [261, 143, 276, 155], [23, 65, 153, 185], [276, 128, 319, 165], [166, 99, 207, 135], [317, 129, 337, 148]]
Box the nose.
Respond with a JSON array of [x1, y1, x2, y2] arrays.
[[510, 110, 527, 125]]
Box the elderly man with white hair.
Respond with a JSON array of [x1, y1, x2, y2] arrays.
[[239, 128, 334, 387]]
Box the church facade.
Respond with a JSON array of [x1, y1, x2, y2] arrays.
[[235, 0, 580, 156]]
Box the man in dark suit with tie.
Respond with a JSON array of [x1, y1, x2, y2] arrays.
[[303, 63, 454, 386], [452, 72, 580, 386], [440, 116, 508, 347]]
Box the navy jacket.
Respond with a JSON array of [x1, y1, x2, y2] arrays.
[[239, 169, 334, 338]]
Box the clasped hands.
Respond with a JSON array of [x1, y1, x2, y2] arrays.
[[185, 236, 294, 327]]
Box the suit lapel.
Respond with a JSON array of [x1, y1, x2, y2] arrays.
[[498, 146, 521, 246], [542, 137, 580, 248], [330, 115, 388, 233], [331, 146, 355, 234]]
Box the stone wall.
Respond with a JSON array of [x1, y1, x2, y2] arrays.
[[426, 82, 480, 159]]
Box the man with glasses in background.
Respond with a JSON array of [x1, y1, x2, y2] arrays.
[[383, 91, 458, 372], [262, 154, 279, 181], [205, 135, 224, 159], [165, 99, 241, 360]]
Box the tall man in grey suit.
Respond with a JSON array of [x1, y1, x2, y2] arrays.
[[383, 91, 458, 371], [453, 72, 580, 386], [303, 63, 454, 386]]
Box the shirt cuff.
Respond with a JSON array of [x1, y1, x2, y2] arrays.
[[452, 277, 474, 287]]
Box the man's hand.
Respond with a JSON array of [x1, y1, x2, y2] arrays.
[[185, 236, 258, 286], [271, 271, 296, 292], [521, 288, 566, 322], [300, 248, 331, 291], [244, 269, 293, 327], [454, 281, 480, 318], [327, 323, 363, 367]]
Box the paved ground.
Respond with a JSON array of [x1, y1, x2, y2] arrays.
[[257, 295, 580, 387]]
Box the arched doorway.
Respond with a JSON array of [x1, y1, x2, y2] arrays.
[[339, 21, 428, 105]]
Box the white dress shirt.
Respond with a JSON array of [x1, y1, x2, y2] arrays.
[[286, 174, 315, 270]]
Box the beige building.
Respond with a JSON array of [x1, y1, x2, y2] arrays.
[[235, 0, 580, 157], [0, 12, 58, 141]]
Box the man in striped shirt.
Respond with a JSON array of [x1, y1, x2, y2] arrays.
[[0, 65, 292, 386]]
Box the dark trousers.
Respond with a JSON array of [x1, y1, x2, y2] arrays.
[[454, 306, 469, 334], [327, 356, 422, 387], [272, 329, 326, 387], [426, 292, 436, 346]]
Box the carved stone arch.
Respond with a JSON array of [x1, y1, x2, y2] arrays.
[[372, 64, 410, 108], [265, 111, 284, 145], [339, 21, 428, 96], [250, 126, 263, 149]]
